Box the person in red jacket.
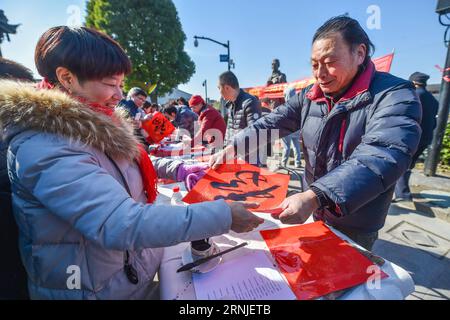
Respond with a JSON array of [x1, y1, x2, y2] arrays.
[[189, 95, 226, 147]]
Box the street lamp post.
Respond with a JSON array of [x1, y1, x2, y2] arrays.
[[202, 79, 208, 103], [194, 35, 233, 71], [424, 3, 450, 176], [226, 40, 230, 71]]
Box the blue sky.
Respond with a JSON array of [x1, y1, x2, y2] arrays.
[[1, 0, 446, 100]]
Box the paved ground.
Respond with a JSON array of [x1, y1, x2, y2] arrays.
[[267, 145, 450, 300]]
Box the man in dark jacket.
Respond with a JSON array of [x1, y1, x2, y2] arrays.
[[211, 16, 422, 250], [219, 71, 263, 165], [163, 103, 199, 139], [394, 72, 439, 201], [0, 58, 33, 299]]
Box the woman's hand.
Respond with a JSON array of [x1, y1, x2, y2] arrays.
[[228, 202, 265, 233], [176, 163, 209, 191]]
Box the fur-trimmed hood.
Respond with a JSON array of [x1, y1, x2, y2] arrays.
[[0, 79, 140, 160]]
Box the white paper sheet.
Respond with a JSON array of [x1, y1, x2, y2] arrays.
[[192, 251, 296, 300], [160, 142, 185, 151]]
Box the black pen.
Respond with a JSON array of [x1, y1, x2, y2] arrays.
[[177, 242, 248, 273]]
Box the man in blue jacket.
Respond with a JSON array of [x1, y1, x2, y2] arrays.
[[116, 87, 148, 145], [117, 87, 147, 118], [163, 101, 199, 139], [211, 16, 422, 250]]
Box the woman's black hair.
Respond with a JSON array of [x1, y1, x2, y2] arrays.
[[35, 26, 131, 84]]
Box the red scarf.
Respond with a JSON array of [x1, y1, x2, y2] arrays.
[[37, 78, 158, 203]]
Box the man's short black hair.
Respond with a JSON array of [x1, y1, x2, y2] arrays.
[[128, 87, 148, 99], [143, 102, 159, 111], [177, 97, 188, 106], [219, 71, 240, 89], [313, 15, 375, 66], [143, 101, 152, 109], [0, 58, 34, 81], [164, 105, 177, 116]]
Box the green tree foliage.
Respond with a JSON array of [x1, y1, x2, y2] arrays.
[[85, 0, 195, 101], [440, 121, 450, 166]]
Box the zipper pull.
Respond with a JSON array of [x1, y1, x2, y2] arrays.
[[124, 251, 139, 285], [124, 263, 139, 285]]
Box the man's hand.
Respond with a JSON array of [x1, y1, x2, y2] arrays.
[[228, 202, 265, 233], [208, 145, 235, 170], [274, 190, 320, 224]]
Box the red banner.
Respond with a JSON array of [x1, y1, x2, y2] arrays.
[[372, 53, 395, 73], [245, 53, 395, 99], [141, 112, 175, 144]]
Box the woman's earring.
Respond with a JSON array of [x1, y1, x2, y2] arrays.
[[66, 80, 72, 94]]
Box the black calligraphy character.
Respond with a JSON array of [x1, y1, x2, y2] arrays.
[[159, 121, 166, 134], [211, 171, 281, 202], [152, 118, 162, 134]]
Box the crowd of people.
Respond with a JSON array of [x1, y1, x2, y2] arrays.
[[0, 14, 440, 300]]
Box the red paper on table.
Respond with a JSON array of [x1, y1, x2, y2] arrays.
[[141, 112, 175, 143], [157, 178, 177, 185], [260, 221, 388, 300], [182, 162, 290, 213], [154, 145, 206, 158]]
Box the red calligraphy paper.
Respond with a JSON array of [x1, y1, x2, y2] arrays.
[[260, 221, 388, 300], [141, 112, 175, 144], [182, 162, 290, 212]]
